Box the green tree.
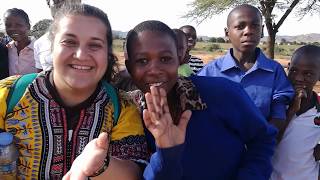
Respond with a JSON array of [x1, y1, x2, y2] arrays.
[[185, 0, 320, 59], [209, 37, 217, 42], [216, 37, 226, 43], [31, 19, 53, 39]]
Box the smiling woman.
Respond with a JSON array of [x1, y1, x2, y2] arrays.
[[0, 4, 148, 180]]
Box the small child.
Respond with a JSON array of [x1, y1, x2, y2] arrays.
[[172, 28, 194, 77], [179, 25, 204, 73], [271, 45, 320, 180]]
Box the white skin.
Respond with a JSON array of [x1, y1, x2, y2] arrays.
[[52, 15, 140, 179]]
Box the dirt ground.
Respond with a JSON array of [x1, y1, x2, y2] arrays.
[[115, 52, 320, 94]]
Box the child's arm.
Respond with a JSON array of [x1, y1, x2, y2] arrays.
[[277, 88, 307, 141], [314, 144, 320, 161]]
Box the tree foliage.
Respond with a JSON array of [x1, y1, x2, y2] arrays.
[[31, 19, 53, 39], [185, 0, 320, 58]]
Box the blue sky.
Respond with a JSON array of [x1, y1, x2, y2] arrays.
[[0, 0, 319, 37]]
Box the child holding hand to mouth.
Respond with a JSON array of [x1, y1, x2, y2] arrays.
[[4, 8, 37, 75], [271, 45, 320, 180]]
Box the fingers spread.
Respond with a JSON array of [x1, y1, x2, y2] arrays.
[[178, 110, 192, 130]]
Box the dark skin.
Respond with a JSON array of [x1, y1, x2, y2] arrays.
[[125, 30, 192, 148], [225, 6, 285, 135], [4, 13, 31, 55], [278, 53, 320, 160]]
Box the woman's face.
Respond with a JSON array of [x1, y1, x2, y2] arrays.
[[127, 31, 180, 93], [4, 14, 29, 42], [52, 15, 108, 91]]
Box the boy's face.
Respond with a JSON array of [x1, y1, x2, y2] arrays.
[[126, 31, 180, 94], [288, 55, 320, 93], [177, 33, 188, 64], [180, 27, 197, 52], [226, 7, 262, 54]]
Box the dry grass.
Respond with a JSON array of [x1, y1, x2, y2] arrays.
[[114, 40, 320, 93]]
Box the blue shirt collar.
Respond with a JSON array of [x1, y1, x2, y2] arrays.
[[221, 48, 274, 72]]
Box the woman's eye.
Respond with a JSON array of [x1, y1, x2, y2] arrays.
[[160, 57, 172, 63], [61, 40, 77, 47], [136, 58, 148, 65], [89, 43, 103, 50]]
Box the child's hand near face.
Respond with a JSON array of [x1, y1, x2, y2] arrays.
[[290, 86, 308, 113], [143, 86, 192, 148]]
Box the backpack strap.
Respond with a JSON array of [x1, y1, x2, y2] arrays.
[[6, 73, 38, 115], [102, 80, 120, 126]]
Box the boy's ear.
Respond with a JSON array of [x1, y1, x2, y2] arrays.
[[125, 60, 132, 75], [261, 25, 264, 38], [224, 27, 229, 37]]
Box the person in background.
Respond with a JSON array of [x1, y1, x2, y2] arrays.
[[173, 28, 194, 77], [34, 0, 81, 72], [271, 45, 320, 180], [198, 4, 294, 138], [0, 4, 147, 179], [69, 20, 277, 180], [0, 43, 9, 80], [4, 8, 37, 76], [179, 25, 204, 73]]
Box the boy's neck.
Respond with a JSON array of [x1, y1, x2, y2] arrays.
[[231, 49, 257, 71]]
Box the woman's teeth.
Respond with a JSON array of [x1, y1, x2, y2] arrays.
[[71, 65, 92, 70]]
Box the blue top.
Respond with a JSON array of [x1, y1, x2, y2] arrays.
[[198, 48, 294, 120], [0, 132, 13, 146], [143, 76, 277, 180]]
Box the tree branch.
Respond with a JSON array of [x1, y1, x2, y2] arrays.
[[274, 0, 300, 31]]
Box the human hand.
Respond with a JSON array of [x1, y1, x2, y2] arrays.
[[289, 86, 307, 114], [143, 86, 192, 148], [314, 144, 320, 161], [62, 132, 110, 180]]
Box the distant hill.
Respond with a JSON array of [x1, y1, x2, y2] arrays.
[[197, 33, 320, 43], [261, 33, 320, 43]]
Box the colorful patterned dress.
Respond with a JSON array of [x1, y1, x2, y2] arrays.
[[0, 72, 148, 180]]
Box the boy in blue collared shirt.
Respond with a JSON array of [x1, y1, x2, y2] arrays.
[[198, 4, 294, 135]]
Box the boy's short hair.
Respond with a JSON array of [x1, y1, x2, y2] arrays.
[[227, 4, 262, 27], [291, 45, 320, 66]]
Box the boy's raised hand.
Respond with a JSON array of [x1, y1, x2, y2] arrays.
[[143, 86, 192, 148], [62, 132, 110, 180], [289, 86, 307, 114]]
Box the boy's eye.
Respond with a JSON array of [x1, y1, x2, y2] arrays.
[[235, 23, 245, 30], [288, 69, 297, 73], [305, 72, 314, 77]]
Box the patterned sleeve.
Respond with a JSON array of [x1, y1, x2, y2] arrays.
[[109, 92, 149, 164], [0, 76, 20, 130]]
